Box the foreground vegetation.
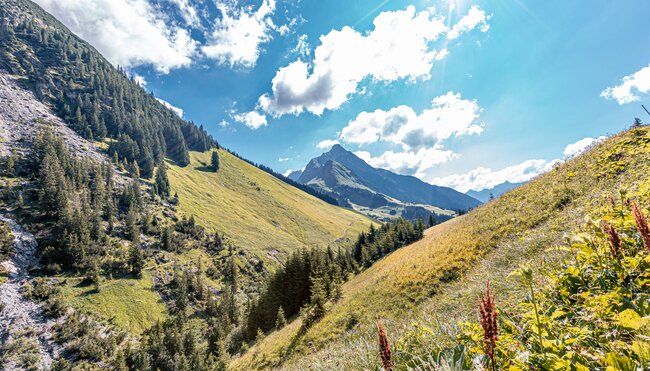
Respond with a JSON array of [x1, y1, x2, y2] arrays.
[[448, 189, 650, 369], [233, 125, 650, 369]]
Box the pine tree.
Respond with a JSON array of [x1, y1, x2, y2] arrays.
[[39, 150, 67, 215], [428, 213, 437, 227], [155, 163, 170, 198], [90, 259, 101, 292], [307, 274, 327, 323], [275, 306, 287, 329], [125, 205, 139, 243], [211, 151, 219, 172], [175, 270, 189, 314], [129, 160, 140, 179], [129, 242, 144, 278], [5, 151, 16, 176]]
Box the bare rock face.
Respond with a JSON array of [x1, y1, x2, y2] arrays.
[[0, 215, 62, 370], [0, 70, 105, 162]]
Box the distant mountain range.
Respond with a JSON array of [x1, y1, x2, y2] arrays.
[[290, 145, 482, 221], [465, 181, 524, 203]]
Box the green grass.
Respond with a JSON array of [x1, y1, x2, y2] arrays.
[[231, 127, 650, 370], [60, 270, 167, 335], [167, 150, 375, 269]]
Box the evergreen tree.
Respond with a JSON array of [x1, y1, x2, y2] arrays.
[[211, 150, 220, 172], [155, 163, 170, 198], [275, 306, 287, 329], [90, 259, 101, 292], [428, 213, 437, 227], [128, 242, 144, 278], [5, 151, 16, 176]]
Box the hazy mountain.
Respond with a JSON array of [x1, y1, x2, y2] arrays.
[[296, 145, 481, 217], [286, 169, 303, 182], [465, 181, 524, 203]]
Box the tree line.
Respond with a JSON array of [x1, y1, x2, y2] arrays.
[[243, 218, 427, 342], [226, 149, 338, 206]]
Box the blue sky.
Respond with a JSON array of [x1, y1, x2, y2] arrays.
[[35, 0, 650, 192]]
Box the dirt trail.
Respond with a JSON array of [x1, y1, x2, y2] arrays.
[[0, 215, 61, 370]]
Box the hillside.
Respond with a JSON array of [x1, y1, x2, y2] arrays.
[[167, 149, 375, 276], [232, 126, 650, 370], [0, 0, 214, 176], [465, 181, 524, 202], [295, 144, 477, 220], [0, 1, 377, 368]]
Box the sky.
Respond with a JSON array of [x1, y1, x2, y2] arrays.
[[34, 0, 650, 192]]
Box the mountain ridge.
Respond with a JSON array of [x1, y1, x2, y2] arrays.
[[296, 144, 481, 216], [465, 181, 524, 202]]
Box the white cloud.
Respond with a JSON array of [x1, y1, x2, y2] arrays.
[[133, 74, 147, 88], [447, 5, 490, 40], [259, 5, 490, 117], [278, 157, 290, 162], [339, 91, 481, 177], [156, 98, 184, 118], [233, 110, 268, 129], [356, 147, 458, 177], [431, 159, 560, 193], [169, 0, 203, 28], [601, 63, 650, 104], [340, 91, 482, 150], [202, 0, 276, 67], [282, 169, 293, 177], [563, 136, 606, 158], [35, 0, 197, 73], [218, 120, 230, 127], [316, 139, 340, 149], [291, 34, 310, 57]]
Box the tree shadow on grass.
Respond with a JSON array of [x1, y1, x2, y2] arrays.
[[194, 166, 214, 173]]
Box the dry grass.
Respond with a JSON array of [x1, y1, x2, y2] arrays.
[[232, 127, 650, 370], [167, 150, 374, 270]]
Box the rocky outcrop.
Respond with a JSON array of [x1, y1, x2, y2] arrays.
[[0, 70, 104, 162], [0, 215, 62, 370]]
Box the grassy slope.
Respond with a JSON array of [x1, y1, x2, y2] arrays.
[[59, 148, 373, 336], [167, 149, 374, 267], [232, 127, 650, 370], [59, 271, 167, 335]]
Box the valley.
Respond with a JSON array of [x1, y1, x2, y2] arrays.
[[0, 0, 648, 370]]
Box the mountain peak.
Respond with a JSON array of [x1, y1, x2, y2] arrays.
[[327, 143, 348, 154]]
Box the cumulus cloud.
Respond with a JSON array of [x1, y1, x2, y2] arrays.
[[259, 5, 491, 117], [563, 136, 606, 158], [133, 74, 147, 88], [447, 5, 490, 40], [356, 147, 458, 178], [156, 98, 184, 118], [340, 91, 482, 150], [601, 63, 650, 104], [35, 0, 197, 73], [336, 91, 481, 178], [431, 159, 560, 193], [202, 0, 277, 67], [316, 139, 340, 149], [278, 157, 290, 162], [233, 110, 268, 129]]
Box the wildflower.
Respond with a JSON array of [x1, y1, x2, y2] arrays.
[[604, 222, 623, 258], [376, 321, 393, 371], [479, 281, 498, 371], [632, 203, 650, 252]]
